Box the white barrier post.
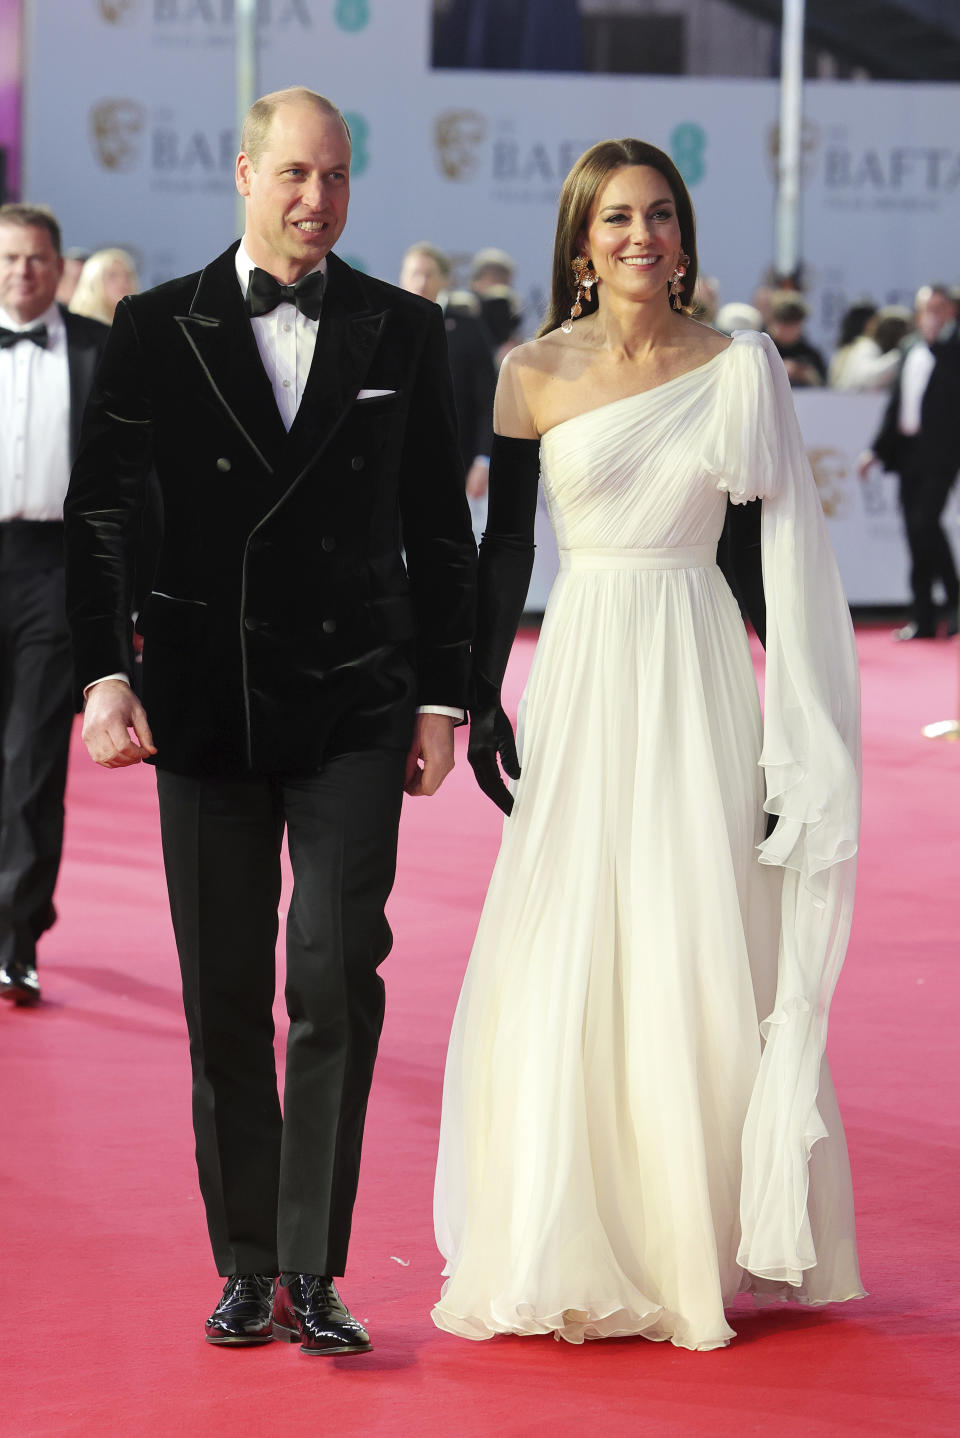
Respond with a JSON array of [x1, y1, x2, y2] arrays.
[[775, 0, 805, 280], [235, 0, 257, 236]]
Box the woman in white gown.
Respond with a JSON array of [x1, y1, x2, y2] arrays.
[[432, 140, 865, 1351]]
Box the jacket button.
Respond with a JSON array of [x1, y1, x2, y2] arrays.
[[216, 457, 232, 472], [321, 535, 336, 552], [322, 618, 337, 635], [351, 455, 365, 471]]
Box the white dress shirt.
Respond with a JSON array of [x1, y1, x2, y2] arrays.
[[0, 301, 71, 522], [91, 245, 464, 722], [898, 340, 936, 436], [235, 241, 322, 432]]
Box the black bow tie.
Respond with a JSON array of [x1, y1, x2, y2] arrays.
[[0, 323, 48, 350], [245, 267, 326, 321]]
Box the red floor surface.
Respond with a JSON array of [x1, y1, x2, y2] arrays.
[[2, 628, 958, 1437]]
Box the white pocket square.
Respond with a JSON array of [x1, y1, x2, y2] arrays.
[[356, 388, 396, 400]]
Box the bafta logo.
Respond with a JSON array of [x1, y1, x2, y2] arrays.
[[434, 110, 487, 182], [766, 119, 820, 184], [97, 0, 137, 22], [90, 100, 147, 172]]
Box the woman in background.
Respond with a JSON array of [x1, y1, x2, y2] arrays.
[[69, 246, 139, 325]]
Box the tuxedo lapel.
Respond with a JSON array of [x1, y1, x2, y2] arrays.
[[283, 254, 388, 481], [174, 245, 287, 475]]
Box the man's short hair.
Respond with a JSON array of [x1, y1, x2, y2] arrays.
[[240, 87, 351, 169], [769, 290, 808, 324], [915, 283, 954, 308], [470, 247, 515, 285], [403, 242, 452, 282], [0, 203, 62, 255]]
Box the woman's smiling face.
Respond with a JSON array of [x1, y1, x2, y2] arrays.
[[582, 165, 683, 311]]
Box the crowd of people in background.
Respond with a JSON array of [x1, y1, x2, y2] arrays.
[[698, 270, 943, 395], [47, 225, 960, 411]]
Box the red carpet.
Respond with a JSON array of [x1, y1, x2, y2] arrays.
[[2, 628, 958, 1438]]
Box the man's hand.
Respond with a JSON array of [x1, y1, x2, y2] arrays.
[[82, 679, 157, 768], [855, 449, 876, 481], [465, 458, 490, 500], [404, 713, 455, 797]]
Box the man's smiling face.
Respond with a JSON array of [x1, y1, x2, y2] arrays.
[[236, 100, 351, 284]]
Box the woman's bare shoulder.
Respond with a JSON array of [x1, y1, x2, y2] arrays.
[[501, 331, 569, 379], [680, 315, 733, 360], [495, 335, 567, 438]]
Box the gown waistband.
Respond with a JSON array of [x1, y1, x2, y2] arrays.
[[559, 544, 717, 571]]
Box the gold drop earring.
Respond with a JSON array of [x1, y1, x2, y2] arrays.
[[669, 251, 691, 311], [561, 255, 598, 334]]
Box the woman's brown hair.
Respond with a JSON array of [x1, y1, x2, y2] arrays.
[[537, 139, 699, 337]]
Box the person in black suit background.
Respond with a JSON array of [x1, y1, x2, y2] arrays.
[[399, 241, 497, 505], [0, 205, 109, 1006], [859, 284, 960, 640], [64, 89, 476, 1354]]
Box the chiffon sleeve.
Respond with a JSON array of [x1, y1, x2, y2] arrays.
[[708, 331, 862, 1285]]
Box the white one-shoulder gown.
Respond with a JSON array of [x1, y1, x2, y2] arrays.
[[432, 332, 865, 1351]]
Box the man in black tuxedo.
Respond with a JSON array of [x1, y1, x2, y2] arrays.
[[398, 242, 496, 503], [0, 205, 108, 1006], [64, 89, 476, 1354], [859, 284, 960, 639]]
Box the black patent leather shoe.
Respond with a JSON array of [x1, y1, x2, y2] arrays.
[[273, 1275, 372, 1355], [204, 1274, 276, 1345], [0, 960, 41, 1006]]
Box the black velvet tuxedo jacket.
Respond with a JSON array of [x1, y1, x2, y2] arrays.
[[64, 246, 477, 776], [59, 306, 111, 463], [872, 325, 960, 479]]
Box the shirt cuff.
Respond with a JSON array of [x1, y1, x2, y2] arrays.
[[417, 704, 465, 722], [83, 673, 130, 700]]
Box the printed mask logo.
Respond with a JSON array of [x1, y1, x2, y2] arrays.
[[90, 100, 147, 171], [434, 110, 487, 182]]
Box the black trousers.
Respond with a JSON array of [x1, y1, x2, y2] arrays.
[[898, 453, 959, 631], [0, 523, 74, 973], [156, 749, 406, 1277]]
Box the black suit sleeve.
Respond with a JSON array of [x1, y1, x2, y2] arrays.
[[398, 304, 477, 709], [871, 361, 903, 473], [462, 316, 496, 461], [923, 334, 960, 476], [63, 297, 153, 699], [63, 308, 111, 463]]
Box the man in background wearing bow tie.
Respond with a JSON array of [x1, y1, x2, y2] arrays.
[[0, 205, 109, 1006], [64, 89, 476, 1354]]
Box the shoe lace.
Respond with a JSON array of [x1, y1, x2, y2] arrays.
[[225, 1274, 273, 1303], [300, 1274, 327, 1301]]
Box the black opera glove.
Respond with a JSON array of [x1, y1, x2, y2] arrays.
[[468, 672, 522, 815], [718, 497, 766, 647], [467, 434, 540, 815]]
